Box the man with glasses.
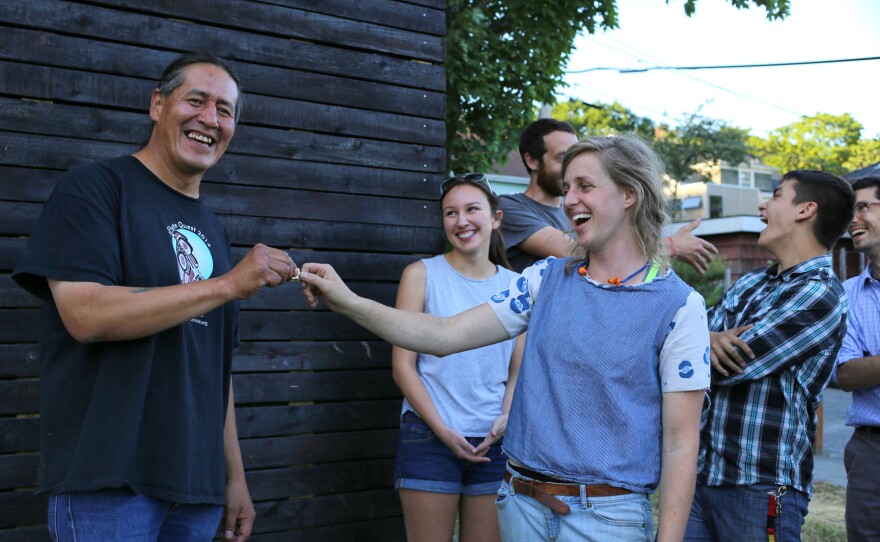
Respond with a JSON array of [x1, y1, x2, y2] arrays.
[[499, 118, 719, 273], [686, 170, 854, 541], [834, 175, 880, 542], [13, 53, 299, 541]]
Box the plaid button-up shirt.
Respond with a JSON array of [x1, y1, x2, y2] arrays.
[[698, 254, 847, 497]]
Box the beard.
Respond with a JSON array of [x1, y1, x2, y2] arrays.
[[535, 162, 563, 198]]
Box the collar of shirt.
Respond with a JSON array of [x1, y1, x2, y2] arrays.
[[763, 254, 833, 283]]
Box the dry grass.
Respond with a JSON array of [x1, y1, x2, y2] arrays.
[[802, 482, 847, 542]]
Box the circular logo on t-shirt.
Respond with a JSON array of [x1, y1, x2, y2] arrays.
[[678, 360, 695, 379], [170, 228, 213, 283]]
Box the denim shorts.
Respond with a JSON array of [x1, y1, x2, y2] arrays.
[[394, 411, 507, 496]]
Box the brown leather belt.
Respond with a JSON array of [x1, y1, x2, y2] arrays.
[[504, 471, 633, 515]]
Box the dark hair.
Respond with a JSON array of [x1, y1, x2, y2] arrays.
[[783, 170, 855, 250], [158, 52, 243, 123], [519, 119, 576, 173], [851, 175, 880, 199], [440, 175, 512, 270]]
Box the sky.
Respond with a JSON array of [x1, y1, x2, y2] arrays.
[[561, 0, 880, 138]]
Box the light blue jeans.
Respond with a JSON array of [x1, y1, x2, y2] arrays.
[[48, 489, 223, 542], [495, 473, 653, 541]]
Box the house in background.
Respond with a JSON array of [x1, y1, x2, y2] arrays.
[[844, 160, 880, 180], [674, 158, 778, 221], [488, 148, 532, 195], [669, 158, 864, 283]]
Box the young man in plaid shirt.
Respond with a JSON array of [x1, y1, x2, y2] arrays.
[[684, 170, 854, 542]]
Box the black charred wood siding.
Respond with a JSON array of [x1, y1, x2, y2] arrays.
[[0, 0, 446, 539]]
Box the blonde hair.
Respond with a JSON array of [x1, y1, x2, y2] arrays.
[[562, 135, 670, 273]]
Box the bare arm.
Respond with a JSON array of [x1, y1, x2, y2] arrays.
[[518, 226, 577, 259], [837, 356, 880, 391], [300, 262, 510, 356], [48, 244, 297, 343], [657, 390, 704, 542], [222, 381, 255, 541]]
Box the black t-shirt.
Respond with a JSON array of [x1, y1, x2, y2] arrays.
[[13, 155, 238, 504]]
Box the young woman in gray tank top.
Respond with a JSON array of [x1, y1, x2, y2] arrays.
[[391, 174, 524, 542]]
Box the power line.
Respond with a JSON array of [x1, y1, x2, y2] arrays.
[[567, 55, 880, 74], [569, 35, 808, 117], [562, 80, 671, 120]]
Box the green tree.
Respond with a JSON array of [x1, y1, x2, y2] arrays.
[[445, 1, 619, 173], [654, 111, 751, 185], [445, 0, 790, 173], [551, 99, 655, 141], [672, 256, 727, 308], [653, 111, 750, 219], [844, 138, 880, 173], [747, 112, 879, 175]]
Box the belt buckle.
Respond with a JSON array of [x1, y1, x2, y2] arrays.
[[511, 474, 572, 515]]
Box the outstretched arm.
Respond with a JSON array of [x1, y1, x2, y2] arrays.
[[300, 262, 510, 356]]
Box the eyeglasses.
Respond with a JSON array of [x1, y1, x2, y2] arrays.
[[439, 172, 492, 196], [855, 201, 880, 215]]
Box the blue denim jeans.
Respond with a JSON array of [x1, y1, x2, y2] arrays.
[[48, 489, 223, 542], [495, 467, 653, 541], [684, 483, 809, 542]]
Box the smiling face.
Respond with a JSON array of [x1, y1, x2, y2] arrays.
[[757, 179, 803, 251], [562, 152, 634, 252], [441, 184, 500, 256], [149, 63, 238, 183], [850, 186, 880, 258]]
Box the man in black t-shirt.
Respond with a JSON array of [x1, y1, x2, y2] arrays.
[[13, 53, 296, 542]]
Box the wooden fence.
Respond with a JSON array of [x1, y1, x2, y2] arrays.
[[0, 0, 446, 539]]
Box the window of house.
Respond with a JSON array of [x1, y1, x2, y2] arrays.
[[754, 173, 774, 192], [681, 196, 703, 210], [721, 168, 738, 185], [709, 195, 723, 218]]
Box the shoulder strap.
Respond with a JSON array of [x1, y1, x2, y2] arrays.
[[644, 261, 662, 283]]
